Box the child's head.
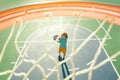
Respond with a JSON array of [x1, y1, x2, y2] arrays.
[[61, 32, 68, 39]]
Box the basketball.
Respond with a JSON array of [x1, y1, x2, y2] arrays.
[[53, 35, 58, 40]]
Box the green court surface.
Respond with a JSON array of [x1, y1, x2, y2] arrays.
[[0, 0, 120, 80]]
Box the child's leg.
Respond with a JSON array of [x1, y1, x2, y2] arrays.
[[63, 54, 65, 60], [62, 48, 66, 59], [59, 47, 62, 56]]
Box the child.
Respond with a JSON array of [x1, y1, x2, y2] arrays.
[[54, 32, 68, 59]]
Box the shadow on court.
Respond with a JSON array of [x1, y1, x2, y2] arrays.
[[58, 55, 72, 80]]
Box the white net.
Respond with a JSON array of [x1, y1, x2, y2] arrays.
[[0, 15, 120, 80]]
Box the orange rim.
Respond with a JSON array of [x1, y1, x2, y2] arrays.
[[0, 2, 120, 31]]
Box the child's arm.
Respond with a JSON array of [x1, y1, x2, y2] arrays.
[[53, 35, 61, 42], [56, 37, 61, 43]]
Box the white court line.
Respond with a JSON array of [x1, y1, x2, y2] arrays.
[[96, 19, 112, 40], [87, 60, 94, 66], [111, 59, 117, 62], [86, 39, 119, 78], [47, 68, 79, 72], [103, 47, 120, 77], [27, 18, 95, 23], [15, 38, 108, 43], [11, 62, 16, 65], [47, 68, 58, 72], [98, 37, 120, 77], [86, 29, 120, 77], [86, 28, 119, 77], [69, 67, 79, 71]]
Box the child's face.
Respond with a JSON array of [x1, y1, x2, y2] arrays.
[[62, 35, 66, 38]]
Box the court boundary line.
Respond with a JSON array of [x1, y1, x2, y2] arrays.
[[47, 67, 79, 72], [92, 30, 120, 77], [81, 26, 120, 78], [102, 45, 120, 77], [96, 19, 112, 39], [85, 26, 120, 77]]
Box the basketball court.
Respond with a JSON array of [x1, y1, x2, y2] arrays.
[[0, 1, 120, 80]]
